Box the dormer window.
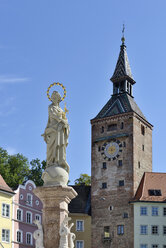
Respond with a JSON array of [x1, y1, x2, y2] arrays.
[[148, 189, 162, 196]]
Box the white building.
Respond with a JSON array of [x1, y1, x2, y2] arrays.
[[131, 172, 166, 248]]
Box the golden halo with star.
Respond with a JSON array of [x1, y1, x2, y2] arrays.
[[47, 82, 66, 102]]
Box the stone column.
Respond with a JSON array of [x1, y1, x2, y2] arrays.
[[34, 185, 77, 248]]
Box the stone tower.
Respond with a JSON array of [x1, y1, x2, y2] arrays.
[[91, 37, 153, 248]]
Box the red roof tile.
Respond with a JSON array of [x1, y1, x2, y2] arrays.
[[0, 174, 14, 194], [132, 172, 166, 202]]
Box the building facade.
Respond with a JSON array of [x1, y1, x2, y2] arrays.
[[69, 185, 91, 248], [12, 180, 42, 248], [0, 175, 15, 248], [91, 37, 153, 247], [132, 172, 166, 248]]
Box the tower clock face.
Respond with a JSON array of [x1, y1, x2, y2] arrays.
[[101, 139, 122, 161]]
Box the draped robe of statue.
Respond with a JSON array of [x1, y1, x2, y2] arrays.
[[45, 102, 69, 172], [42, 91, 70, 186]]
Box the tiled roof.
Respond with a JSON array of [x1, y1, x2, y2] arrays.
[[0, 174, 14, 194], [69, 185, 91, 215], [110, 43, 135, 84], [93, 93, 146, 120], [132, 172, 166, 202]]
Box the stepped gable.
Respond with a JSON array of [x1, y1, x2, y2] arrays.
[[94, 93, 146, 120], [68, 184, 91, 215], [0, 174, 14, 194], [132, 172, 166, 202]]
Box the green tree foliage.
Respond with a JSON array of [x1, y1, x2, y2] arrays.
[[74, 173, 91, 186], [27, 159, 46, 186], [0, 147, 30, 189], [0, 147, 91, 189]]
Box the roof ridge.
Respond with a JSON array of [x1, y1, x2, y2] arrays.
[[145, 172, 166, 175]]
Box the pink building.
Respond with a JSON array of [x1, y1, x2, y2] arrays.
[[12, 180, 43, 248]]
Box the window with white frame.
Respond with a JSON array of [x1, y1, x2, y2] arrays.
[[140, 225, 148, 235], [76, 240, 84, 248], [26, 211, 32, 224], [2, 229, 10, 242], [26, 232, 32, 245], [26, 193, 32, 206], [163, 226, 166, 235], [2, 203, 10, 218], [35, 214, 41, 222], [152, 245, 158, 248], [152, 225, 158, 235], [76, 220, 84, 232], [152, 207, 158, 216], [17, 209, 23, 221], [17, 230, 23, 243], [140, 245, 147, 248], [140, 207, 147, 216]]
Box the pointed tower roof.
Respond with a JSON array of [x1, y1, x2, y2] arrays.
[[110, 37, 136, 84], [93, 33, 150, 122]]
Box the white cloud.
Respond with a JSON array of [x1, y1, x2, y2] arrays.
[[0, 75, 29, 84]]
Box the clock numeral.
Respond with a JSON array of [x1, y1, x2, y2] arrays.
[[119, 144, 122, 147], [119, 150, 122, 152]]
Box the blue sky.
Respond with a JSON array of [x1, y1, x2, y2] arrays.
[[0, 0, 166, 184]]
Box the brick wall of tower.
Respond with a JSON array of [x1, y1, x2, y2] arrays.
[[91, 112, 152, 248], [132, 114, 153, 193], [91, 113, 134, 248]]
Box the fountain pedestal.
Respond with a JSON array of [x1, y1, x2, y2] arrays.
[[34, 185, 77, 248]]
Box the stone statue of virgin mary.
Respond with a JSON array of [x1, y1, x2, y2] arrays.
[[42, 91, 70, 186]]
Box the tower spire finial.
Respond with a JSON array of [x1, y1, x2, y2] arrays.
[[121, 23, 125, 45]]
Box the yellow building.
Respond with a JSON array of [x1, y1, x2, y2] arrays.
[[0, 175, 15, 248], [69, 185, 91, 248]]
